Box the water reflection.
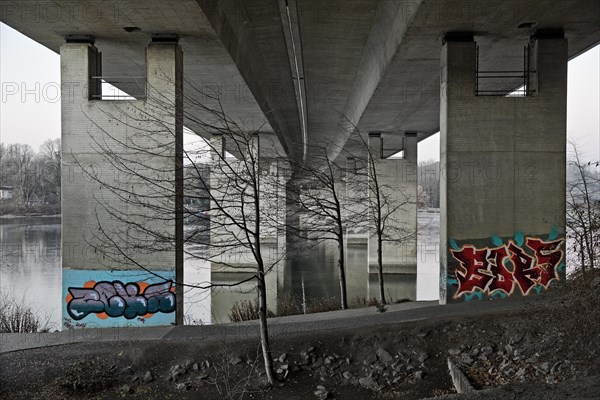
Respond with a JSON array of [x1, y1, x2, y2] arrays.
[[0, 217, 62, 330], [283, 242, 417, 303], [188, 240, 423, 323], [0, 210, 441, 328], [417, 209, 440, 300]]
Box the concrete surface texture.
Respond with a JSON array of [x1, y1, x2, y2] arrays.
[[367, 133, 418, 278], [208, 133, 285, 320], [60, 41, 184, 325], [2, 0, 599, 325], [439, 35, 568, 304], [1, 1, 598, 163]]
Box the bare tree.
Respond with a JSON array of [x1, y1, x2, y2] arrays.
[[198, 127, 283, 386], [39, 138, 61, 204], [284, 121, 418, 308], [342, 127, 417, 304], [4, 144, 37, 207], [417, 161, 440, 209], [0, 143, 5, 182], [567, 141, 600, 276], [74, 82, 283, 385], [284, 141, 358, 310], [0, 141, 61, 212]]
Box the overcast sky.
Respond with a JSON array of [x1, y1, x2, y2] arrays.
[[1, 22, 598, 162]]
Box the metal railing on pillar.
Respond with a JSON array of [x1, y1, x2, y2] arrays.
[[475, 45, 532, 97]]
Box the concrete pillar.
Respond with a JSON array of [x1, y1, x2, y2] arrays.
[[440, 32, 567, 304], [209, 133, 252, 268], [209, 133, 284, 266], [208, 133, 227, 264], [403, 132, 418, 164], [344, 156, 368, 244], [367, 133, 418, 300], [61, 40, 183, 328], [285, 177, 302, 255], [209, 133, 286, 320]]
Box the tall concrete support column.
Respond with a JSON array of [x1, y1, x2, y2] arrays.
[[209, 133, 286, 320], [440, 33, 568, 304], [209, 133, 285, 267], [345, 156, 368, 244], [61, 39, 183, 328], [367, 133, 418, 298]]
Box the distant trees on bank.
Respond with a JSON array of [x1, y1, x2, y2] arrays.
[[0, 140, 456, 216], [566, 141, 600, 276], [417, 161, 440, 209], [0, 138, 61, 215]]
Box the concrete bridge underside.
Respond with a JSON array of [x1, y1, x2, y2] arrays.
[[2, 0, 599, 327], [2, 0, 598, 160]]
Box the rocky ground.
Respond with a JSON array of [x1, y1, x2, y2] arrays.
[[1, 275, 599, 399]]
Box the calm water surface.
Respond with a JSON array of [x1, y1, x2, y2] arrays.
[[0, 211, 440, 329]]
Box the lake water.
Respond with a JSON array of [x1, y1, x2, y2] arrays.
[[0, 211, 440, 329]]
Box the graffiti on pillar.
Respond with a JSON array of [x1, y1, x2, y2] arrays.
[[62, 270, 177, 328], [448, 230, 564, 301], [66, 280, 176, 320]]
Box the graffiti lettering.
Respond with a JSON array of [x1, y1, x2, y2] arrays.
[[451, 246, 492, 294], [485, 246, 514, 294], [526, 238, 563, 287], [451, 237, 564, 298], [507, 242, 537, 294], [67, 280, 175, 320]]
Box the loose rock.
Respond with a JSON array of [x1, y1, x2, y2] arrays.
[[364, 354, 378, 365], [359, 376, 385, 391], [120, 366, 134, 376], [376, 348, 393, 364], [314, 385, 329, 399], [143, 371, 153, 383]]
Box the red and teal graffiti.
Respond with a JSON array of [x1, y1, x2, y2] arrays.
[[449, 232, 564, 300], [66, 280, 176, 320]]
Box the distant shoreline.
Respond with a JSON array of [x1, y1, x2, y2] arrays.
[[0, 214, 61, 223]]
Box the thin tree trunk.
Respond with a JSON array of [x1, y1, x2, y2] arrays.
[[337, 235, 348, 309], [253, 158, 275, 386], [574, 146, 596, 270], [378, 230, 386, 304], [586, 231, 595, 271], [582, 176, 595, 271], [578, 234, 587, 277], [256, 269, 276, 385]]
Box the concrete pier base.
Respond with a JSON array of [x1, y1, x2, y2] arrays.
[[61, 39, 184, 327], [440, 32, 568, 304], [367, 133, 418, 279], [208, 133, 287, 318]]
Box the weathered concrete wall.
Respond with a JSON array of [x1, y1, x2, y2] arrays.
[[440, 35, 567, 304], [61, 42, 183, 327], [368, 134, 418, 278]]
